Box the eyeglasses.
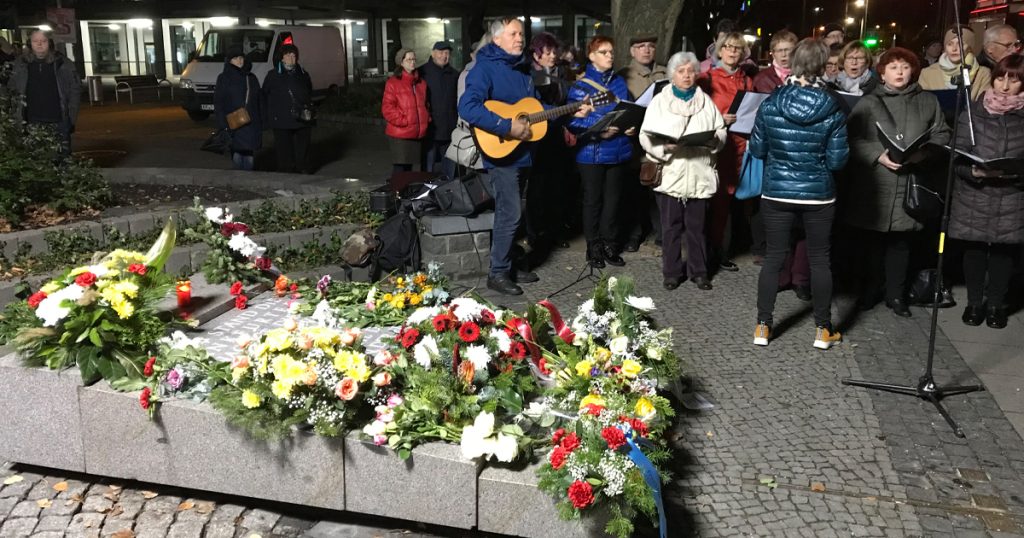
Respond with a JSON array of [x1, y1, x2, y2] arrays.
[[722, 43, 744, 52], [826, 61, 839, 67], [993, 40, 1023, 50], [846, 55, 867, 63], [594, 49, 614, 56], [773, 47, 795, 55]]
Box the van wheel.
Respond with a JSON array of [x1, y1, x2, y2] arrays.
[[187, 110, 211, 121]]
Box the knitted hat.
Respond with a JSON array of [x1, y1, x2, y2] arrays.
[[629, 35, 658, 46], [823, 23, 844, 37], [944, 26, 976, 51], [278, 43, 299, 59]]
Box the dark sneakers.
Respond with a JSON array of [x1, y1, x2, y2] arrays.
[[487, 274, 523, 296], [719, 260, 739, 272]]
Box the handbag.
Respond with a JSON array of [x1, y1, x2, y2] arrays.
[[289, 88, 316, 123], [907, 269, 956, 308], [226, 78, 252, 130], [876, 97, 944, 221], [200, 129, 232, 155], [736, 150, 764, 200], [430, 173, 494, 216], [639, 161, 663, 187], [446, 120, 483, 169]]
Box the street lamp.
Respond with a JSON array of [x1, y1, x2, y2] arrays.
[[856, 0, 870, 39]]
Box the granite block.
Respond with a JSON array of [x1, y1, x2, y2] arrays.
[[419, 212, 495, 236], [162, 247, 193, 276], [79, 382, 345, 511], [14, 229, 48, 257], [0, 353, 86, 472], [478, 462, 611, 537], [343, 433, 481, 529], [125, 212, 159, 237]]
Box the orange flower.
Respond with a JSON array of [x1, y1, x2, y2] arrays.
[[335, 377, 358, 401], [302, 368, 318, 386], [458, 360, 475, 385], [275, 275, 290, 296], [230, 355, 249, 369]]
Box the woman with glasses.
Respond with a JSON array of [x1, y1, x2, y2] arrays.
[[382, 48, 430, 173], [753, 30, 798, 92], [920, 26, 991, 100], [836, 41, 879, 96], [824, 45, 842, 84], [700, 31, 754, 277], [567, 36, 634, 269]]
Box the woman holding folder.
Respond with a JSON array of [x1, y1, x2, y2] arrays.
[[949, 54, 1024, 329], [845, 47, 951, 317], [567, 36, 634, 269], [640, 52, 726, 290]]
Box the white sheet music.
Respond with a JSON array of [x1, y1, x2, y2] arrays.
[[729, 92, 770, 135]]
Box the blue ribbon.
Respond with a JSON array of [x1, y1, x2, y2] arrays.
[[617, 423, 666, 538]]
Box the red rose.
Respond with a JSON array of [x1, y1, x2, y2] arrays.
[[549, 446, 567, 470], [480, 310, 495, 325], [582, 403, 604, 416], [551, 428, 566, 446], [27, 291, 47, 308], [139, 387, 152, 410], [629, 418, 649, 438], [74, 272, 97, 287], [127, 264, 147, 275], [509, 342, 527, 359], [143, 356, 157, 377], [289, 283, 298, 292], [432, 314, 453, 333], [538, 357, 551, 374], [235, 294, 248, 310], [230, 281, 244, 296], [601, 426, 627, 451], [567, 481, 594, 509], [220, 222, 251, 237], [458, 322, 480, 343], [400, 328, 421, 349], [560, 432, 581, 452], [254, 257, 272, 271]]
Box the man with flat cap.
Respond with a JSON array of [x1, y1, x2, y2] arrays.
[[419, 41, 459, 178], [618, 35, 667, 101]]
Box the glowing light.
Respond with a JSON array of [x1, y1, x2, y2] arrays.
[[127, 18, 153, 28], [208, 17, 238, 27]]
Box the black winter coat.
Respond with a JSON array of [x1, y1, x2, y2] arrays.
[[262, 62, 313, 130], [418, 60, 458, 142], [214, 59, 263, 153], [948, 99, 1024, 244]]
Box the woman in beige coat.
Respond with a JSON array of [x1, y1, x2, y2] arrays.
[[919, 26, 992, 101], [640, 51, 727, 291]]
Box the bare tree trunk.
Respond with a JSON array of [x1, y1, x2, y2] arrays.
[[611, 0, 687, 67]]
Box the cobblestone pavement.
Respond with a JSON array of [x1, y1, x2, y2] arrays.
[[3, 245, 1024, 537]]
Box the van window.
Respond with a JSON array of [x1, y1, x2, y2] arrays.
[[195, 29, 275, 63]]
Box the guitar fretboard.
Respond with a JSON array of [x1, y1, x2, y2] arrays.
[[526, 102, 585, 123]]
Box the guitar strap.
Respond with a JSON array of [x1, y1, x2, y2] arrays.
[[578, 78, 610, 94]]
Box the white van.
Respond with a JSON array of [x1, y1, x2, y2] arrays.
[[179, 25, 346, 121]]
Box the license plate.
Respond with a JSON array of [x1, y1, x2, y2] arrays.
[[200, 104, 214, 111]]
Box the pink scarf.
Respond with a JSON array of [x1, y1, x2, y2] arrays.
[[773, 62, 792, 82], [983, 89, 1024, 115]]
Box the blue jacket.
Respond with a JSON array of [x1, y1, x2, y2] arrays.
[[457, 43, 537, 168], [214, 58, 263, 153], [567, 64, 633, 165], [749, 84, 848, 201]]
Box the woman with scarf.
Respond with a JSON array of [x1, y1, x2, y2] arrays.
[[835, 41, 879, 96], [567, 36, 634, 269], [214, 45, 263, 170], [920, 26, 992, 101], [262, 44, 313, 173], [700, 31, 754, 273], [640, 52, 726, 291], [382, 48, 430, 173], [844, 47, 951, 316], [949, 54, 1024, 329]]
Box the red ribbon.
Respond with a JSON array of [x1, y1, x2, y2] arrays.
[[538, 299, 575, 345], [506, 317, 541, 365]]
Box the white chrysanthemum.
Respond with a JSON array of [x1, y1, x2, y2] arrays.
[[609, 336, 630, 356], [625, 295, 656, 312], [450, 297, 485, 321], [406, 306, 440, 326], [493, 433, 519, 462], [227, 232, 260, 257], [35, 284, 85, 327], [579, 299, 595, 313], [413, 334, 439, 368], [205, 207, 233, 224], [310, 300, 338, 328], [464, 344, 490, 371], [489, 328, 511, 353]]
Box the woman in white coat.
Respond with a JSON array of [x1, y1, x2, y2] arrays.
[[640, 51, 727, 291]]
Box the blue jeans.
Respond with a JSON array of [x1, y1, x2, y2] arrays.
[[232, 152, 254, 170], [488, 166, 524, 277]]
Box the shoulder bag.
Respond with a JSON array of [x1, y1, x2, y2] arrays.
[[876, 97, 943, 222], [226, 77, 252, 130], [736, 150, 764, 200], [639, 161, 663, 187]]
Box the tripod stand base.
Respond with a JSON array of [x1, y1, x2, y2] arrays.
[[548, 262, 601, 299], [842, 376, 984, 438]]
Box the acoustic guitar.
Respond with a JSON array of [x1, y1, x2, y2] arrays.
[[472, 92, 615, 160]]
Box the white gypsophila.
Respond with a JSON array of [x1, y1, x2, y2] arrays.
[[450, 297, 485, 321], [599, 452, 635, 497], [227, 232, 260, 257], [366, 287, 377, 304], [566, 451, 589, 481], [405, 306, 441, 326], [35, 284, 85, 327], [309, 300, 339, 329], [205, 207, 232, 224], [628, 377, 658, 396], [464, 344, 490, 371], [413, 334, 439, 368], [489, 328, 511, 353], [625, 295, 656, 312]]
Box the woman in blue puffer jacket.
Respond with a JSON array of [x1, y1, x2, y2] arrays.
[[748, 38, 849, 351], [567, 36, 634, 268]]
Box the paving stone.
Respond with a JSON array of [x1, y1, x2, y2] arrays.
[[237, 508, 280, 533], [0, 518, 37, 538], [6, 500, 39, 518], [67, 512, 106, 533], [31, 533, 64, 538], [166, 520, 205, 538], [34, 515, 72, 532], [100, 517, 134, 535]]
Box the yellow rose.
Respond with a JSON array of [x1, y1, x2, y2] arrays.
[[575, 360, 594, 378], [621, 359, 642, 379], [579, 393, 605, 409], [591, 347, 612, 364], [635, 397, 656, 418], [241, 390, 261, 409]]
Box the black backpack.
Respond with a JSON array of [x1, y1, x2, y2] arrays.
[[370, 208, 421, 280]]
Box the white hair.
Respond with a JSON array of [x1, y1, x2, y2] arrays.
[[667, 51, 700, 75], [489, 16, 520, 39], [984, 24, 1017, 45]]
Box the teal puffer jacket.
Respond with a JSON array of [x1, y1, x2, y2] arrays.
[[748, 83, 849, 201]]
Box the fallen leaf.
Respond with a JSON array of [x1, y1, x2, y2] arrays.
[[141, 491, 158, 499], [759, 476, 778, 490], [3, 475, 23, 485], [111, 530, 134, 538], [70, 493, 84, 503], [177, 501, 195, 511], [706, 431, 714, 438], [195, 502, 214, 514], [108, 485, 123, 492], [810, 482, 826, 493], [109, 505, 124, 518], [103, 491, 120, 502], [36, 499, 52, 509], [52, 481, 69, 492]]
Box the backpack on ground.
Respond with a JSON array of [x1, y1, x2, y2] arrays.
[[370, 208, 420, 280]]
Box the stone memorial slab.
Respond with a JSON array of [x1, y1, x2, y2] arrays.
[[193, 292, 294, 362], [343, 433, 481, 529], [79, 381, 346, 511], [478, 462, 611, 537], [0, 352, 86, 472]]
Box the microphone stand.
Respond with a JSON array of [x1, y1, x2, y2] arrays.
[[841, 1, 984, 438]]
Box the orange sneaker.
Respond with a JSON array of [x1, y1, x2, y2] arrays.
[[813, 324, 842, 350], [753, 321, 771, 346]]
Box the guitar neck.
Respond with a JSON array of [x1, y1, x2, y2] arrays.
[[526, 101, 583, 124]]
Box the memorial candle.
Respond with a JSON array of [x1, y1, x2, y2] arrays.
[[176, 280, 192, 308]]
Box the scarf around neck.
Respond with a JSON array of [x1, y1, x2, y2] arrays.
[[983, 89, 1024, 115], [938, 53, 979, 88], [837, 70, 872, 94], [785, 75, 827, 89], [773, 62, 792, 81], [672, 85, 697, 101]]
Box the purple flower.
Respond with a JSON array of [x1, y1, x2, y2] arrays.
[[164, 367, 185, 390], [316, 275, 332, 296]]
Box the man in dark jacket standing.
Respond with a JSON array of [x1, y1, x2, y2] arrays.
[[8, 29, 80, 157], [263, 44, 313, 173], [419, 41, 458, 179]]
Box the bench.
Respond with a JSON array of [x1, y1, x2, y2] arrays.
[[113, 74, 174, 104]]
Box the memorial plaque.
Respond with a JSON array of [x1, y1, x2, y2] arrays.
[[195, 292, 294, 361]]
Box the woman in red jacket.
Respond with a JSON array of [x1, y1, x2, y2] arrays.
[[382, 48, 430, 173], [700, 31, 754, 273]]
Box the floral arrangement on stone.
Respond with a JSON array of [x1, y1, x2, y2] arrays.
[[532, 276, 677, 538], [360, 296, 538, 460], [207, 319, 375, 439], [296, 263, 450, 327], [138, 331, 231, 417], [183, 200, 276, 286], [11, 220, 178, 385]]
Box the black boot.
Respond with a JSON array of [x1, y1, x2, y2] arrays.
[[602, 244, 626, 267], [885, 298, 912, 317], [962, 304, 985, 326], [586, 241, 605, 269], [986, 305, 1008, 329]]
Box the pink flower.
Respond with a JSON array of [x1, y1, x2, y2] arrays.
[[372, 372, 392, 386], [366, 302, 376, 311], [339, 328, 360, 346], [386, 394, 404, 408], [372, 434, 388, 446], [373, 350, 395, 366], [231, 355, 249, 369], [335, 378, 358, 401], [377, 409, 395, 423]]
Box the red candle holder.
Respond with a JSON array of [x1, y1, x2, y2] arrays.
[[176, 280, 192, 308]]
